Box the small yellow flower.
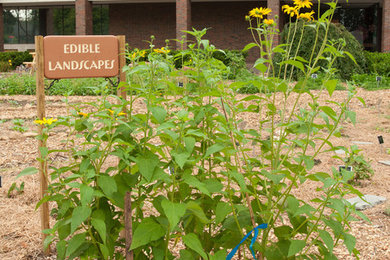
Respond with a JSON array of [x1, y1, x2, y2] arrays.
[[264, 19, 275, 26], [118, 112, 126, 116], [139, 50, 146, 57], [34, 117, 57, 125], [78, 112, 88, 117], [294, 0, 313, 9], [245, 15, 251, 21], [298, 11, 315, 21], [249, 7, 272, 19], [282, 5, 299, 17], [154, 47, 170, 54], [108, 109, 114, 115], [8, 60, 11, 63], [131, 52, 137, 59]]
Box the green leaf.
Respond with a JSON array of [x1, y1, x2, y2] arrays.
[[56, 240, 67, 260], [172, 151, 190, 169], [184, 137, 196, 154], [91, 218, 107, 243], [209, 250, 227, 260], [182, 233, 208, 259], [183, 174, 211, 197], [282, 60, 305, 73], [287, 239, 306, 257], [97, 175, 117, 198], [323, 219, 343, 237], [319, 229, 334, 252], [98, 243, 109, 259], [324, 79, 338, 97], [320, 106, 337, 120], [242, 42, 257, 52], [253, 58, 269, 73], [70, 206, 91, 234], [215, 202, 231, 224], [130, 218, 165, 250], [150, 106, 167, 124], [80, 184, 94, 206], [274, 225, 293, 240], [345, 111, 356, 125], [43, 235, 54, 249], [343, 233, 356, 253], [187, 201, 209, 223], [204, 143, 225, 158], [16, 167, 38, 179], [161, 200, 186, 228], [39, 146, 49, 159], [66, 233, 86, 257], [344, 51, 357, 64], [136, 153, 159, 182]]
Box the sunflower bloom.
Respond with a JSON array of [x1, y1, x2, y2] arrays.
[[34, 117, 57, 125], [139, 50, 146, 57], [154, 47, 170, 54], [298, 11, 315, 21], [78, 112, 88, 117], [264, 19, 275, 26], [282, 5, 299, 17], [249, 7, 272, 18], [294, 0, 313, 9]]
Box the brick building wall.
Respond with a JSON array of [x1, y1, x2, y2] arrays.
[[75, 0, 93, 35], [267, 0, 280, 46], [383, 0, 390, 52], [109, 1, 263, 54], [109, 3, 176, 49], [176, 0, 191, 48]]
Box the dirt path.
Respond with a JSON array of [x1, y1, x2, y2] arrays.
[[0, 90, 389, 259]]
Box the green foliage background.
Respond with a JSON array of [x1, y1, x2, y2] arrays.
[[274, 21, 367, 80]]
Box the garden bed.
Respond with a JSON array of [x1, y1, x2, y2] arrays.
[[0, 89, 389, 259]]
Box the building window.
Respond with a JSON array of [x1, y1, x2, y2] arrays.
[[53, 6, 76, 35], [93, 5, 109, 35], [335, 4, 380, 52], [4, 8, 40, 44]]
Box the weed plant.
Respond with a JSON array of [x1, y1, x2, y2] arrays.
[[0, 74, 113, 96], [24, 0, 370, 259]]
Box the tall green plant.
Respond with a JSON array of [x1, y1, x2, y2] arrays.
[[27, 1, 370, 259]]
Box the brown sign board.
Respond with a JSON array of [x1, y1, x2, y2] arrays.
[[44, 35, 119, 79]]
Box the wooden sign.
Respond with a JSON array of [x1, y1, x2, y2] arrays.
[[44, 35, 119, 79], [35, 35, 126, 255]]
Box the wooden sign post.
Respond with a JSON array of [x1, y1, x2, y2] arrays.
[[35, 35, 126, 255]]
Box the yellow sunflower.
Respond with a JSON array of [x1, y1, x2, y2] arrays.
[[249, 7, 272, 18], [282, 5, 299, 18], [154, 47, 170, 54], [293, 0, 313, 9], [34, 117, 57, 125], [298, 11, 315, 21], [264, 19, 275, 26], [78, 112, 88, 117]]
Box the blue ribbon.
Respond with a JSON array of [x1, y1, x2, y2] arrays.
[[226, 223, 268, 260]]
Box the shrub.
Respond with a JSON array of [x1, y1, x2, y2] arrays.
[[343, 145, 374, 183], [352, 73, 390, 90], [129, 48, 247, 79], [0, 51, 33, 69], [364, 51, 390, 76], [0, 61, 12, 72], [0, 74, 111, 95], [273, 21, 367, 80]]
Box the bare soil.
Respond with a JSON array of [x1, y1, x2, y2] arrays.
[[0, 89, 389, 259]]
